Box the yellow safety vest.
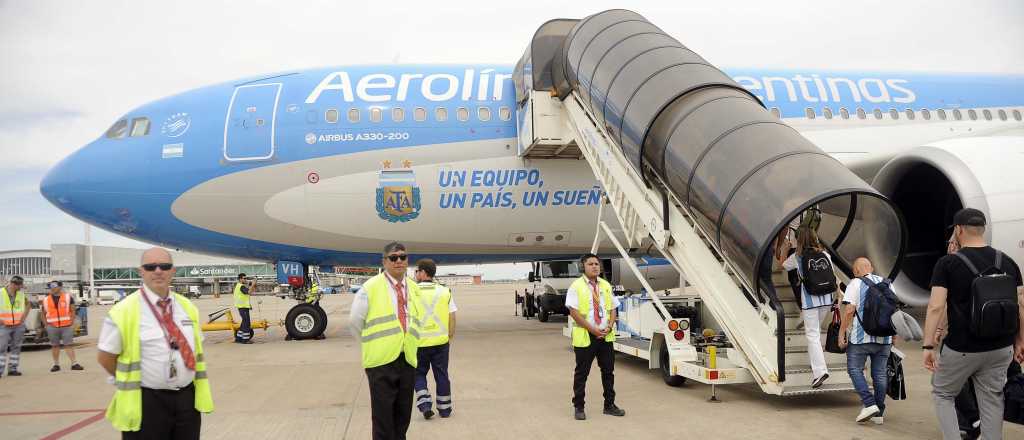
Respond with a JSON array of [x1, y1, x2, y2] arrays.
[[307, 282, 319, 304], [233, 282, 250, 309], [415, 281, 452, 347], [570, 276, 616, 348], [361, 273, 422, 369], [105, 290, 213, 432], [1, 287, 26, 326]]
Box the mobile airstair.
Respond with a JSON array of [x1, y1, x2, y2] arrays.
[[514, 10, 907, 396]]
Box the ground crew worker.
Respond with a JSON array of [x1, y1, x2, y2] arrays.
[[44, 280, 84, 372], [566, 253, 625, 420], [1, 275, 28, 377], [348, 242, 423, 440], [412, 258, 457, 419], [308, 280, 319, 304], [234, 273, 254, 344], [96, 247, 213, 439]]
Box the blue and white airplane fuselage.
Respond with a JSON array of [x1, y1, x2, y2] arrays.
[[40, 65, 1024, 300]]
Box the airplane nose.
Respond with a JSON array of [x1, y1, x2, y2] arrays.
[[39, 150, 77, 208]]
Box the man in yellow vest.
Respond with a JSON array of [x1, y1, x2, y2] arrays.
[[1, 275, 28, 377], [412, 258, 457, 419], [44, 280, 84, 372], [233, 273, 254, 344], [96, 248, 213, 439], [348, 242, 423, 440], [567, 253, 625, 420]]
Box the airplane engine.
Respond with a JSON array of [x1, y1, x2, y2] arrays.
[[871, 136, 1024, 306]]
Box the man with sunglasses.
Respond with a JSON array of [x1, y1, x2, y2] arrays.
[[349, 242, 424, 440], [1, 275, 28, 377], [44, 280, 84, 372], [97, 248, 213, 439]]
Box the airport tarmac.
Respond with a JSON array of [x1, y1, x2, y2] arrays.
[[2, 283, 1021, 439]]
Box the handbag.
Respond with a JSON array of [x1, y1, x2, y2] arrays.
[[825, 305, 846, 354], [887, 348, 907, 400]]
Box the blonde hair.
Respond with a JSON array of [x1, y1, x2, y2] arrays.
[[796, 227, 822, 256]]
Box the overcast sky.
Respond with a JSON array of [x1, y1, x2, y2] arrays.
[[1, 0, 1022, 279]]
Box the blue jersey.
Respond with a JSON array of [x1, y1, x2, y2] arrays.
[[844, 274, 894, 345]]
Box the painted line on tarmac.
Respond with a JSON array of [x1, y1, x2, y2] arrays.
[[0, 408, 105, 417], [40, 410, 106, 440]]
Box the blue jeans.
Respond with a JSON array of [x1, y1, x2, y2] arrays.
[[846, 343, 891, 413]]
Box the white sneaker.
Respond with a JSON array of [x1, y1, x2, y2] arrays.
[[856, 405, 880, 423], [870, 416, 883, 425]]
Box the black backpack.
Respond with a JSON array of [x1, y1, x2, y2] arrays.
[[954, 251, 1020, 339], [855, 276, 899, 337], [800, 249, 837, 296]]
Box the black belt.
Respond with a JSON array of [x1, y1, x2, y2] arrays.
[[143, 383, 194, 394]]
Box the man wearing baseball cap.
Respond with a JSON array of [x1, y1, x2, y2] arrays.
[[44, 281, 84, 372], [923, 208, 1024, 439]]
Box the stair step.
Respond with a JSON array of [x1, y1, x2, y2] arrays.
[[781, 382, 856, 396], [785, 363, 847, 374]]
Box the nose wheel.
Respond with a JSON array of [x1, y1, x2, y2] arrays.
[[285, 303, 327, 340]]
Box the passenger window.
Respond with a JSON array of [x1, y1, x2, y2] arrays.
[[326, 109, 339, 124], [998, 109, 1007, 121], [770, 107, 781, 118], [348, 108, 360, 123], [435, 107, 448, 122], [905, 109, 915, 120], [392, 107, 405, 122], [414, 107, 426, 122], [889, 109, 899, 120], [457, 107, 469, 122], [967, 109, 977, 120], [105, 119, 128, 139], [856, 108, 866, 119], [921, 109, 931, 120], [129, 117, 150, 137], [937, 109, 947, 120], [982, 109, 992, 120], [499, 106, 512, 121], [953, 109, 963, 120], [370, 108, 382, 123], [1014, 109, 1022, 121], [839, 107, 850, 119], [823, 108, 833, 119], [805, 108, 815, 119], [873, 109, 883, 119], [478, 107, 492, 121]]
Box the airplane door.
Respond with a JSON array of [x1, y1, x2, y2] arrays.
[[224, 83, 281, 161]]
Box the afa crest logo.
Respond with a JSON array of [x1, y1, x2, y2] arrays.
[[376, 166, 421, 223]]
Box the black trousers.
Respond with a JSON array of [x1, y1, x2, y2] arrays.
[[572, 337, 615, 410], [366, 356, 415, 440], [122, 384, 201, 440], [235, 307, 252, 341]]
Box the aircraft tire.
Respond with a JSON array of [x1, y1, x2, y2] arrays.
[[286, 304, 323, 340], [313, 304, 328, 337], [538, 308, 550, 322]]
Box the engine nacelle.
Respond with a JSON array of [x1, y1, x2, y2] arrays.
[[871, 136, 1024, 306]]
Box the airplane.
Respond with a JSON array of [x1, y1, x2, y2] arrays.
[[38, 45, 1024, 312]]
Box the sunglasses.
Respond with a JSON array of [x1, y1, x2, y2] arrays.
[[141, 263, 174, 272], [386, 254, 408, 262], [11, 281, 23, 285]]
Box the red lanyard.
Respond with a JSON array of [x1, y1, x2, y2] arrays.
[[141, 291, 180, 350]]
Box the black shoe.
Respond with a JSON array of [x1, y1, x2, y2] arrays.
[[50, 365, 61, 372], [439, 411, 451, 418], [603, 405, 625, 416], [71, 364, 84, 371], [574, 408, 586, 420], [811, 373, 829, 389], [8, 371, 21, 376], [422, 410, 434, 420]]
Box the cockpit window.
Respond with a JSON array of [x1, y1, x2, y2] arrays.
[[129, 117, 150, 137], [105, 119, 128, 139]]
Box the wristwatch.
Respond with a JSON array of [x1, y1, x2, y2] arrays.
[[922, 345, 935, 350]]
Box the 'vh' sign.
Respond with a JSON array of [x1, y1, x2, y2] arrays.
[[276, 261, 304, 284]]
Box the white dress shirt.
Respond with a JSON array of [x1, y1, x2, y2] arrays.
[[97, 285, 200, 390], [349, 272, 413, 339], [565, 278, 621, 331]]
